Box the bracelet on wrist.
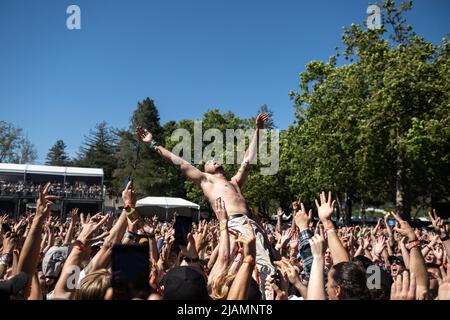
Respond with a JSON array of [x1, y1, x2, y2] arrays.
[[405, 239, 421, 250], [124, 202, 135, 210], [149, 140, 160, 150], [243, 255, 256, 268], [324, 227, 336, 238], [72, 240, 90, 254]]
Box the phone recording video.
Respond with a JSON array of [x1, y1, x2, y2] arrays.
[[111, 244, 151, 300]]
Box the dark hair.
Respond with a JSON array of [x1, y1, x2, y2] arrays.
[[330, 262, 370, 300], [425, 263, 440, 270], [352, 256, 373, 270]]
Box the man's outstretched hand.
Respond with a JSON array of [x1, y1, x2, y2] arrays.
[[256, 114, 269, 129], [136, 127, 153, 144]]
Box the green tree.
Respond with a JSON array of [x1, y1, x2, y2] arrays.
[[0, 121, 37, 164], [113, 98, 172, 197], [288, 0, 450, 221], [45, 140, 71, 166], [77, 121, 119, 188]]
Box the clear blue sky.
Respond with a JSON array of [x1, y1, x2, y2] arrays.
[[0, 0, 449, 163]]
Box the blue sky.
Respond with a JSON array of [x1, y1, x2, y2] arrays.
[[0, 0, 449, 163]]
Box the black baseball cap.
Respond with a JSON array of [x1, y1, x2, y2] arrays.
[[388, 256, 405, 266], [162, 266, 209, 300], [0, 272, 29, 300]]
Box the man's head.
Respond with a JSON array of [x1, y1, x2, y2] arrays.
[[324, 248, 333, 269], [327, 262, 370, 300], [204, 160, 225, 174], [162, 266, 209, 300]]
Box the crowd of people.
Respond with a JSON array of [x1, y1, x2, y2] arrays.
[[1, 114, 448, 301], [0, 184, 449, 300], [0, 181, 103, 199]]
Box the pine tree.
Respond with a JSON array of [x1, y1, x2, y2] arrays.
[[45, 140, 70, 166], [113, 98, 168, 196], [77, 122, 118, 188]]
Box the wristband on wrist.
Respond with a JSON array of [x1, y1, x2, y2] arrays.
[[124, 203, 135, 210], [72, 240, 89, 254], [243, 255, 256, 268], [324, 227, 336, 237], [405, 239, 421, 250], [243, 255, 260, 284], [149, 140, 160, 150]]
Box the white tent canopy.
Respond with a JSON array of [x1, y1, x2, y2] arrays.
[[136, 197, 200, 221], [0, 163, 103, 177], [136, 197, 200, 210]]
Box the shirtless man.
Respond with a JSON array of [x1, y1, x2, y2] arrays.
[[136, 114, 276, 287]]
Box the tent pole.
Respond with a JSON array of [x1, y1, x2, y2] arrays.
[[165, 207, 168, 222], [198, 208, 200, 222]]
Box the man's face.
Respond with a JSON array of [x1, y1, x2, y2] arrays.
[[204, 160, 224, 174]]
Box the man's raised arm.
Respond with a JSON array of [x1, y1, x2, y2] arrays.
[[231, 114, 268, 188], [136, 127, 206, 186]]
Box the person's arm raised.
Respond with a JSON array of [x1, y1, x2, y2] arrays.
[[294, 202, 314, 277], [231, 114, 268, 188], [63, 208, 79, 246], [143, 221, 159, 265], [136, 127, 206, 186], [208, 198, 230, 280], [17, 183, 56, 299], [227, 220, 256, 300], [391, 211, 429, 300], [384, 213, 395, 255], [275, 207, 283, 234], [53, 213, 109, 299], [428, 209, 450, 261], [306, 234, 326, 300], [87, 183, 134, 273], [316, 191, 349, 263]]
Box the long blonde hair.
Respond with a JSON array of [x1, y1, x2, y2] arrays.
[[208, 270, 235, 300], [74, 269, 111, 300]]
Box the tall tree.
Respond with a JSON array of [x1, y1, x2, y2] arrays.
[[77, 121, 119, 188], [0, 121, 37, 164], [113, 98, 169, 196], [45, 140, 71, 166], [287, 0, 450, 221]]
